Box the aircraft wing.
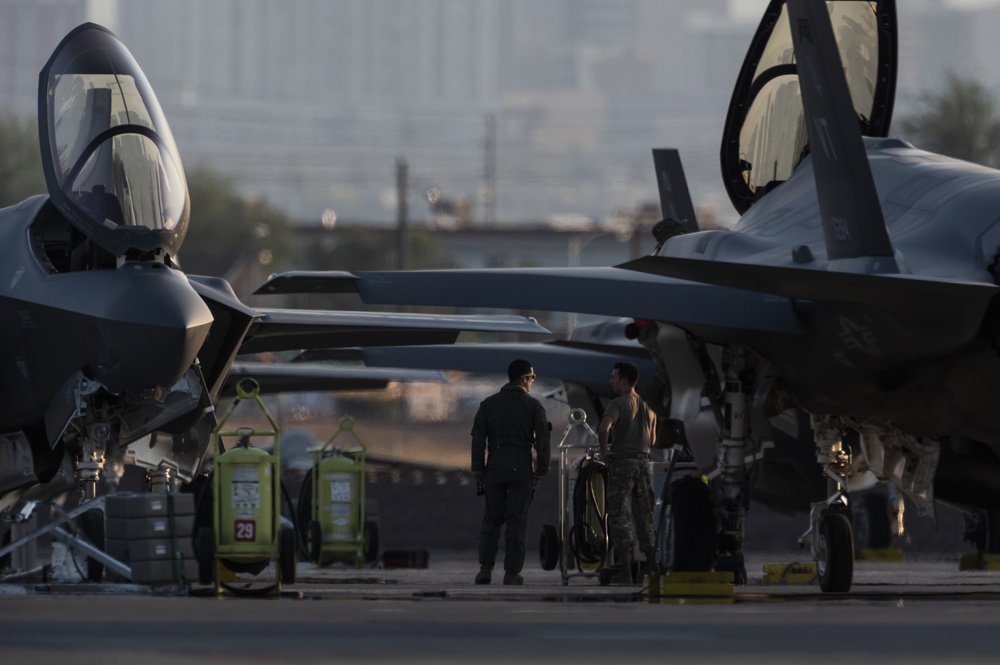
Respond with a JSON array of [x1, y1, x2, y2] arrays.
[[620, 255, 1000, 324], [238, 308, 550, 355], [255, 267, 806, 337], [189, 274, 548, 400], [223, 362, 447, 396], [358, 342, 658, 387]]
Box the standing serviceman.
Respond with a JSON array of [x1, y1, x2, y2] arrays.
[[598, 361, 658, 585], [472, 359, 551, 585]]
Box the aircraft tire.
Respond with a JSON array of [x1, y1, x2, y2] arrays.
[[853, 493, 892, 553], [197, 527, 214, 585], [76, 509, 105, 582], [818, 511, 854, 592], [982, 511, 1000, 554], [1, 527, 11, 572], [279, 526, 297, 584], [667, 476, 715, 572], [539, 523, 560, 571], [308, 519, 323, 564]]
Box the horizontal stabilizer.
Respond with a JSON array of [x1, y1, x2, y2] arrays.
[[652, 148, 698, 233], [240, 308, 549, 354], [787, 0, 896, 265], [256, 267, 804, 336], [256, 271, 362, 295], [621, 255, 998, 319]]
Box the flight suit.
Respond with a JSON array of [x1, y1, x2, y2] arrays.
[[472, 383, 550, 575]]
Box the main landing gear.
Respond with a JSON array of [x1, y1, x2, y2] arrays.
[[714, 348, 751, 584]]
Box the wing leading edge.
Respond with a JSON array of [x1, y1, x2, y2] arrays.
[[255, 267, 805, 337], [239, 308, 550, 354]]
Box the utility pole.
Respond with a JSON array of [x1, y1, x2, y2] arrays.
[[396, 157, 409, 270], [484, 113, 496, 225]]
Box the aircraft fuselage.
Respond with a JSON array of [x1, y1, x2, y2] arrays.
[[0, 195, 213, 436], [665, 139, 1000, 445]]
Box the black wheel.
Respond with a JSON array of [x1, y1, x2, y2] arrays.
[[75, 509, 105, 582], [665, 476, 715, 572], [363, 520, 380, 564], [853, 493, 893, 552], [197, 527, 214, 585], [279, 526, 297, 585], [296, 471, 315, 557], [539, 523, 560, 571], [308, 519, 323, 564], [817, 511, 854, 593], [968, 510, 1000, 555], [0, 527, 11, 572], [186, 473, 214, 557]]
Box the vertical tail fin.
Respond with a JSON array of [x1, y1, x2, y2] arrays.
[[652, 148, 699, 234], [787, 0, 898, 272]]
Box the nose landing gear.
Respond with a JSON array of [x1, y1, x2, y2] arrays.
[[800, 416, 855, 592]]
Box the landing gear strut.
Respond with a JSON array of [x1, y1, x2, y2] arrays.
[[801, 416, 854, 592], [714, 348, 751, 584]]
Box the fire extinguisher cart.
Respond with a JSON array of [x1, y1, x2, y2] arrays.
[[196, 379, 297, 595], [303, 415, 377, 568]]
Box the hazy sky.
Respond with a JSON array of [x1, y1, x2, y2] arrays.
[[731, 0, 1000, 18]]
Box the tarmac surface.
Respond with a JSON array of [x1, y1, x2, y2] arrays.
[[4, 551, 1000, 664]]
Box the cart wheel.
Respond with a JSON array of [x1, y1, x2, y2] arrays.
[[76, 509, 105, 582], [539, 523, 560, 571], [197, 527, 215, 585], [308, 520, 323, 563], [363, 520, 380, 564], [818, 511, 854, 593], [279, 526, 297, 585], [296, 471, 314, 558]]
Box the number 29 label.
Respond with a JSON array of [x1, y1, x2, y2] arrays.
[[235, 519, 256, 542]]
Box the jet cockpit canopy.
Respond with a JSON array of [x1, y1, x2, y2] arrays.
[[720, 0, 897, 214], [38, 23, 189, 259]]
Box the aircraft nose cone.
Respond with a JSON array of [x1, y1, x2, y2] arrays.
[[95, 263, 214, 392]]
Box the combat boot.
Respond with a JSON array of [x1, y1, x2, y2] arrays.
[[609, 551, 634, 585], [474, 567, 492, 585], [642, 551, 662, 590], [641, 550, 660, 577], [502, 571, 524, 585]]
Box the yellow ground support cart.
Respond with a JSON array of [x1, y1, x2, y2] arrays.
[[299, 416, 378, 567], [196, 379, 297, 595]]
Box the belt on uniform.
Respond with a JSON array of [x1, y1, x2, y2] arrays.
[[488, 438, 531, 450], [612, 451, 649, 459]]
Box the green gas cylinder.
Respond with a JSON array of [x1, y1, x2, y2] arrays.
[[217, 433, 276, 550], [316, 452, 363, 550]]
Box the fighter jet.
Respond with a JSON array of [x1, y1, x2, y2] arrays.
[[258, 0, 1000, 591], [0, 23, 548, 528]]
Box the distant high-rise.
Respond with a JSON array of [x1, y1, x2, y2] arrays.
[[3, 1, 995, 225]]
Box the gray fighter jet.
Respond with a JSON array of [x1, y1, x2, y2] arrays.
[[0, 23, 547, 522], [258, 0, 1000, 591]]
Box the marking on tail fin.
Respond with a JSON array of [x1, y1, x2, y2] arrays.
[[787, 0, 897, 268], [652, 149, 698, 234]]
